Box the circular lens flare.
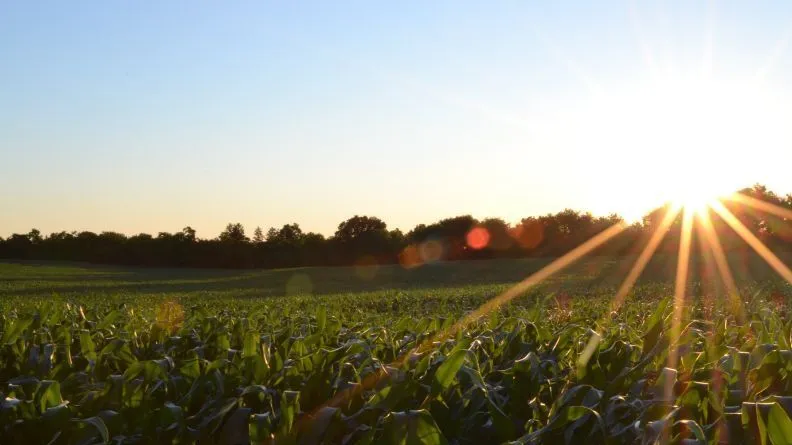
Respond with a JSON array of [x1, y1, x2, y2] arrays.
[[466, 227, 490, 250]]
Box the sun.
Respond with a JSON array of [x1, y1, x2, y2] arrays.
[[668, 188, 719, 214], [577, 76, 777, 220], [662, 174, 729, 215]]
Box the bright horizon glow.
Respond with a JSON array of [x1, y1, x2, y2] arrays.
[[563, 76, 790, 222], [2, 2, 792, 237]]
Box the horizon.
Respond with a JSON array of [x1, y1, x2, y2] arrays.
[[4, 1, 792, 238], [1, 182, 788, 240]]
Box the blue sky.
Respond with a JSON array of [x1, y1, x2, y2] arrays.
[[3, 1, 792, 238]]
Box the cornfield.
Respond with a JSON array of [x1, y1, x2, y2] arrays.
[[2, 286, 792, 444]]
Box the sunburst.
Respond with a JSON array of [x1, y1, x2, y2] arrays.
[[295, 3, 792, 433]]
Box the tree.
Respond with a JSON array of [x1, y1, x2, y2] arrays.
[[334, 216, 392, 261], [182, 226, 196, 242], [731, 184, 790, 242], [480, 218, 513, 251], [434, 215, 478, 260], [3, 233, 33, 259], [335, 216, 387, 243], [218, 223, 248, 243], [389, 229, 405, 246], [514, 217, 544, 250], [253, 226, 264, 243], [265, 224, 304, 246], [277, 224, 303, 244], [301, 232, 327, 265], [303, 232, 326, 245], [405, 224, 429, 244], [28, 229, 42, 244]]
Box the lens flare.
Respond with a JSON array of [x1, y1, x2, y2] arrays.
[[155, 300, 184, 334], [398, 244, 422, 269], [419, 239, 445, 263], [286, 273, 313, 296], [466, 227, 490, 250], [354, 256, 380, 280], [666, 208, 695, 402]]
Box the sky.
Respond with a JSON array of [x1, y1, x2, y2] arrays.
[[3, 1, 792, 238]]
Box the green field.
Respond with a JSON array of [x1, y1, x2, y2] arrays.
[[0, 257, 644, 319], [2, 258, 792, 444], [2, 252, 787, 305]]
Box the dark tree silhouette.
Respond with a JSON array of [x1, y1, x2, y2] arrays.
[[2, 184, 791, 269], [219, 223, 248, 243], [182, 226, 196, 242], [334, 216, 393, 263], [253, 227, 264, 243]]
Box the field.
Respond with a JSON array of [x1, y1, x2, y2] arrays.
[[2, 256, 792, 444]]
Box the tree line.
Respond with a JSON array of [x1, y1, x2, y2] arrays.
[[2, 185, 791, 269]]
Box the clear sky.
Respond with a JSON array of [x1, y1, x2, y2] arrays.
[[3, 1, 792, 238]]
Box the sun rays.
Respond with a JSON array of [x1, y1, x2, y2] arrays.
[[297, 3, 792, 430], [710, 200, 792, 284], [610, 204, 682, 313], [696, 206, 744, 321], [666, 207, 694, 388], [299, 192, 792, 430]]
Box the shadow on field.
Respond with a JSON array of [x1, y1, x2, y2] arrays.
[[1, 252, 787, 299], [1, 258, 581, 298]]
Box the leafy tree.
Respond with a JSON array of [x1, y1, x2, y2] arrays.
[[182, 226, 196, 242], [335, 216, 387, 243], [274, 223, 303, 244], [303, 232, 326, 245], [389, 229, 405, 246], [4, 233, 33, 259], [301, 232, 327, 265], [28, 228, 42, 243], [514, 217, 544, 250], [253, 226, 264, 243], [480, 218, 513, 251], [219, 223, 248, 243], [731, 184, 790, 241], [406, 215, 478, 260], [334, 216, 392, 262], [99, 231, 127, 243]]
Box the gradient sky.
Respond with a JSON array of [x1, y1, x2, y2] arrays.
[[3, 1, 792, 238]]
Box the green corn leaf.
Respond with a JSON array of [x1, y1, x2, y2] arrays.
[[3, 316, 33, 345], [382, 410, 449, 445], [768, 402, 792, 445], [96, 310, 121, 331], [34, 380, 63, 413], [430, 349, 467, 398], [73, 416, 110, 445], [279, 390, 300, 436], [79, 331, 97, 363], [316, 306, 327, 333], [243, 331, 258, 358], [250, 412, 274, 442]]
